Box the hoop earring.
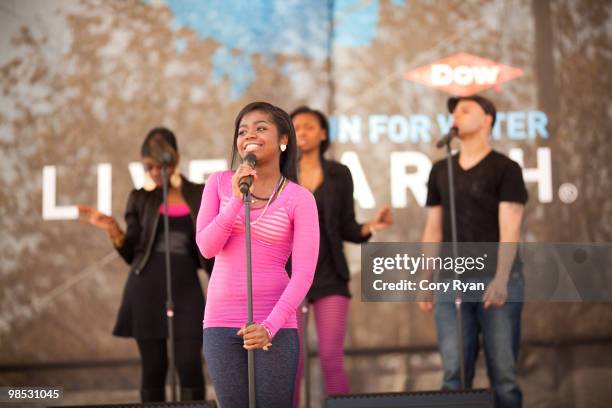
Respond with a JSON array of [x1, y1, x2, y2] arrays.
[[143, 172, 156, 192], [170, 167, 182, 189]]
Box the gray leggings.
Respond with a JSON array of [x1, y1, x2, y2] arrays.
[[203, 327, 298, 408]]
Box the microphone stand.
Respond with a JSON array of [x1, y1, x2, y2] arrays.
[[161, 165, 178, 402], [243, 187, 256, 408], [300, 303, 311, 408], [442, 137, 466, 389]]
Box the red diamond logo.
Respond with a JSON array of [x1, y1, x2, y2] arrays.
[[404, 53, 523, 96]]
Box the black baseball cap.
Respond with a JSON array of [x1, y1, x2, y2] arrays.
[[447, 94, 497, 128]]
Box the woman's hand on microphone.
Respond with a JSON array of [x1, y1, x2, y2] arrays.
[[231, 163, 257, 199]]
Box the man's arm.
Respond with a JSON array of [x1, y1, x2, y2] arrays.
[[418, 206, 443, 311], [483, 201, 524, 308], [422, 206, 443, 243]]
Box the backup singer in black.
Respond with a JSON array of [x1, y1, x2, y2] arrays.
[[290, 106, 392, 406], [79, 128, 213, 402]]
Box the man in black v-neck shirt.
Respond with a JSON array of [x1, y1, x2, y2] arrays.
[[420, 95, 527, 408], [426, 149, 527, 243]]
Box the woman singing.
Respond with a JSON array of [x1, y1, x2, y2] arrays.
[[196, 102, 319, 407], [79, 128, 212, 402], [290, 106, 393, 406]]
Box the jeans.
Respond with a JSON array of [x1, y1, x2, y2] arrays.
[[434, 277, 523, 408], [203, 327, 298, 408]]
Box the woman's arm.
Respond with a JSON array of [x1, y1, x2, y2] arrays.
[[114, 191, 140, 263], [338, 165, 370, 243], [195, 172, 244, 258], [79, 190, 139, 265], [261, 190, 320, 338]]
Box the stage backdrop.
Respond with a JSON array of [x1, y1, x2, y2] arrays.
[[1, 0, 611, 407]]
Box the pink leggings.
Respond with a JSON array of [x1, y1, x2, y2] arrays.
[[293, 295, 350, 408]]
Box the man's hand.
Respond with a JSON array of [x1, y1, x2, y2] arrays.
[[483, 277, 508, 308]]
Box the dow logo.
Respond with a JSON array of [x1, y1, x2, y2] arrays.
[[404, 53, 523, 96]]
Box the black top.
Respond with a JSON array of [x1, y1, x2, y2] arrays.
[[112, 176, 213, 339], [308, 184, 351, 300], [425, 150, 528, 278], [305, 160, 371, 301], [115, 176, 214, 275], [426, 150, 528, 242]]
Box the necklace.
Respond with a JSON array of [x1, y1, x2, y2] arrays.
[[251, 193, 271, 201], [251, 175, 285, 226]]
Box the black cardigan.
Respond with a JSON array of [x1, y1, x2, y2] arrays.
[[115, 175, 213, 275], [317, 159, 371, 281]]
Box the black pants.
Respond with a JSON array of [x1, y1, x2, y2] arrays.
[[203, 328, 298, 408], [136, 337, 205, 401]]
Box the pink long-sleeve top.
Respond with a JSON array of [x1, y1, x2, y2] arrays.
[[196, 170, 319, 338]]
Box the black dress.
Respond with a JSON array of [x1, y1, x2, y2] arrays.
[[113, 213, 204, 339]]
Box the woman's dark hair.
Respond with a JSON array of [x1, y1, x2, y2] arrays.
[[290, 106, 330, 156], [141, 127, 178, 167], [230, 102, 298, 183]]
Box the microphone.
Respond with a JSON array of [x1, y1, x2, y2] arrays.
[[436, 126, 458, 149], [158, 151, 173, 166], [239, 153, 257, 195], [148, 140, 175, 166]]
